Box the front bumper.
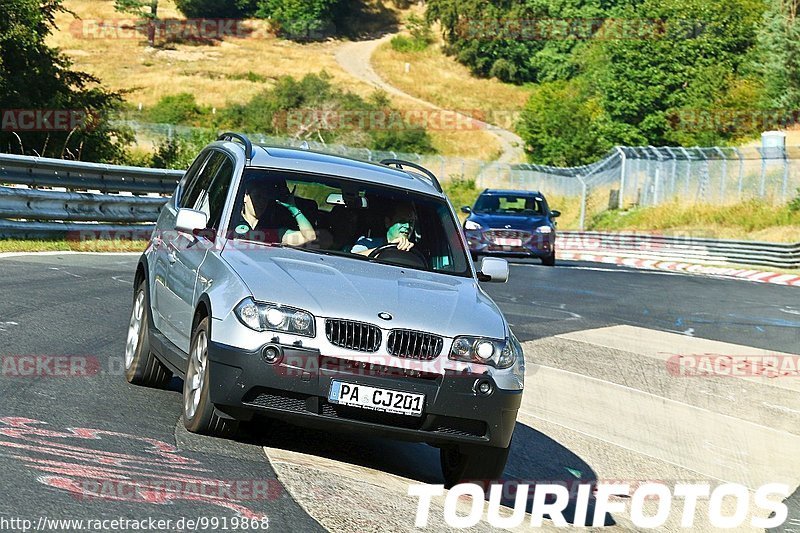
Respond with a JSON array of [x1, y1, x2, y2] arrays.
[[207, 341, 521, 448], [466, 230, 555, 257]]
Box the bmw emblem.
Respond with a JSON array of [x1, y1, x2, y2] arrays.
[[378, 312, 393, 321]]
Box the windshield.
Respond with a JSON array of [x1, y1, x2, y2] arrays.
[[473, 194, 546, 216], [227, 169, 472, 277]]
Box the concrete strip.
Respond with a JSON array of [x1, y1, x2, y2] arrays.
[[521, 335, 800, 435], [522, 363, 800, 489], [554, 325, 800, 393]]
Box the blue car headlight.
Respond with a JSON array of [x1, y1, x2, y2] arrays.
[[464, 220, 482, 231], [235, 297, 316, 337], [535, 226, 553, 234]]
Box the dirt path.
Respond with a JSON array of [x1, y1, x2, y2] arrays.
[[335, 36, 526, 164]]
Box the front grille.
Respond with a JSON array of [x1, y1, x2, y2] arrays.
[[325, 319, 382, 352], [320, 357, 440, 380], [387, 330, 444, 360], [484, 229, 531, 243]]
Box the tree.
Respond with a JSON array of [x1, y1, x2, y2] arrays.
[[114, 0, 159, 46], [0, 0, 130, 161], [756, 0, 800, 112]]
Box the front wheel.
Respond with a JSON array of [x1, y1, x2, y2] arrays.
[[124, 281, 172, 388], [440, 443, 510, 489], [541, 251, 556, 267], [183, 317, 239, 437]]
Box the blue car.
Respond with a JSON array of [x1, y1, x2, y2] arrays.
[[461, 189, 561, 266]]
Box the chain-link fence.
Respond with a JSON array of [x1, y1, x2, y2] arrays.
[[122, 121, 800, 230]]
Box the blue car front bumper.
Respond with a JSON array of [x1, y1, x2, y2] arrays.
[[465, 229, 555, 257]]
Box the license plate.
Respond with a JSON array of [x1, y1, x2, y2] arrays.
[[495, 237, 522, 247], [328, 381, 425, 417]]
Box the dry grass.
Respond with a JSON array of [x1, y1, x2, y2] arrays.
[[0, 239, 148, 253], [589, 200, 800, 243], [49, 0, 501, 159], [371, 40, 531, 130]]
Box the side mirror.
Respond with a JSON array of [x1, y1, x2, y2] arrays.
[[175, 208, 208, 234], [461, 206, 472, 214], [550, 210, 561, 219], [477, 257, 509, 283]]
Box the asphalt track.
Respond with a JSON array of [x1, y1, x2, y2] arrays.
[[0, 253, 797, 532]]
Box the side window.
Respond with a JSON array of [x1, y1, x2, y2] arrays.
[[178, 153, 211, 208], [181, 151, 226, 211], [204, 157, 235, 231]]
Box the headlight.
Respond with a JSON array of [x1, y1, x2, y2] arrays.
[[235, 298, 316, 337], [535, 226, 553, 234], [464, 220, 482, 231], [449, 336, 517, 369]]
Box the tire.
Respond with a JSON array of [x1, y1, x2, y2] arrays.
[[183, 317, 239, 437], [440, 443, 511, 489], [124, 281, 173, 388], [541, 251, 556, 267]]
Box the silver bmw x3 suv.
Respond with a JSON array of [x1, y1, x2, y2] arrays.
[[125, 133, 524, 486]]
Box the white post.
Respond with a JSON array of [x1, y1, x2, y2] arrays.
[[615, 146, 626, 209]]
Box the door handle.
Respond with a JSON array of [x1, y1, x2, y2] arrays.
[[168, 250, 177, 264]]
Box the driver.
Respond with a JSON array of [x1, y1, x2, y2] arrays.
[[236, 179, 317, 246], [351, 202, 417, 256]]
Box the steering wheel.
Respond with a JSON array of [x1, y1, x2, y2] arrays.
[[368, 243, 428, 268]]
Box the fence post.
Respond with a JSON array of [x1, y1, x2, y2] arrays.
[[615, 146, 626, 209], [734, 147, 744, 199], [578, 175, 587, 231], [715, 147, 727, 203]]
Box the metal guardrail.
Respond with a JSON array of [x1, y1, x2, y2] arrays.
[[559, 231, 800, 269], [0, 154, 180, 238], [0, 153, 183, 195], [0, 153, 797, 269]]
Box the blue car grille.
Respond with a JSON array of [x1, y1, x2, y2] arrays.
[[484, 229, 531, 243]]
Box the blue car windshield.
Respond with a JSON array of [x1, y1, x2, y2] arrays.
[[474, 194, 545, 215], [227, 169, 472, 278]]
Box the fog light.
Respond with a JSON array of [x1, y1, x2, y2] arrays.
[[475, 379, 493, 396], [263, 344, 283, 364]]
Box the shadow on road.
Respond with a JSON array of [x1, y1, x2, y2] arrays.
[[245, 418, 614, 526]]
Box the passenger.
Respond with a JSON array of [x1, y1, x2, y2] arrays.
[[236, 180, 317, 246], [351, 202, 417, 255]]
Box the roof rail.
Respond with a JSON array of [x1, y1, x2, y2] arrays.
[[218, 132, 255, 162], [380, 159, 443, 193]]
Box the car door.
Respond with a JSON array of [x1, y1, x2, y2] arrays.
[[164, 150, 235, 352], [151, 152, 211, 333]]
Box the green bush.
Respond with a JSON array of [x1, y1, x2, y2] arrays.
[[390, 35, 428, 53], [391, 14, 433, 52], [443, 177, 479, 212], [173, 0, 252, 18], [146, 93, 209, 126], [790, 189, 800, 212]]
